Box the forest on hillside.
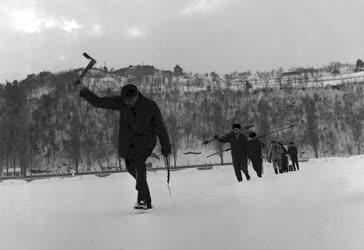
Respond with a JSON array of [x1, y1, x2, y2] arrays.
[[0, 65, 363, 176]]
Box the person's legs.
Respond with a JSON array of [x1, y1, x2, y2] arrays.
[[272, 160, 278, 174], [125, 158, 143, 202], [125, 158, 136, 178], [133, 152, 152, 205], [278, 159, 283, 173], [290, 158, 296, 171], [294, 158, 299, 170], [127, 149, 153, 207], [252, 159, 259, 176], [232, 159, 243, 182], [255, 158, 263, 177], [241, 160, 250, 180], [234, 165, 243, 182], [252, 159, 261, 177], [243, 170, 250, 180], [282, 158, 288, 172]]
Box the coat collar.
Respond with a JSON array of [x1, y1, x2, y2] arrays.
[[121, 93, 143, 109]]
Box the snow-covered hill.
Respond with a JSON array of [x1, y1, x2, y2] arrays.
[[1, 155, 364, 250]]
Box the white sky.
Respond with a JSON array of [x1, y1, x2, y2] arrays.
[[1, 0, 364, 82]]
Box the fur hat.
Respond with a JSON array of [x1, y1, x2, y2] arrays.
[[121, 84, 138, 99], [249, 132, 257, 138], [232, 123, 241, 129]]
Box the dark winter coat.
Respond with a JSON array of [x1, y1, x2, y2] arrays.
[[218, 132, 248, 164], [281, 145, 288, 158], [288, 145, 298, 160], [79, 87, 171, 158], [248, 139, 265, 160], [280, 145, 289, 168]]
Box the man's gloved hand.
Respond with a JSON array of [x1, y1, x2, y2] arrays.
[[214, 135, 219, 140], [79, 86, 88, 97]]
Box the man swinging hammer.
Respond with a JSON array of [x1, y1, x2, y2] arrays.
[[78, 83, 171, 210]]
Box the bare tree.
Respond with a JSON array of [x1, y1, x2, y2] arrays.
[[303, 95, 319, 158], [342, 89, 364, 154]]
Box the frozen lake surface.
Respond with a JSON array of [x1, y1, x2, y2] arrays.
[[1, 156, 364, 250]]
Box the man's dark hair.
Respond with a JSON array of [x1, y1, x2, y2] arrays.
[[249, 132, 257, 138], [232, 123, 241, 129], [289, 141, 295, 145], [121, 84, 138, 99]]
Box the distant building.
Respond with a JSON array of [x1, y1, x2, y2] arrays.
[[356, 59, 364, 72], [2, 167, 21, 177]]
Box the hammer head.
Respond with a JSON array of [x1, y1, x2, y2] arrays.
[[83, 52, 96, 63]]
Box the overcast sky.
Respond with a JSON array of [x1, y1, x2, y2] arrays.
[[0, 0, 364, 82]]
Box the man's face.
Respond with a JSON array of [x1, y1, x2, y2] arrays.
[[233, 128, 240, 134], [123, 94, 138, 107]]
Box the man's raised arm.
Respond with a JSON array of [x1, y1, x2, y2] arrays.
[[79, 87, 120, 110], [214, 132, 232, 143]]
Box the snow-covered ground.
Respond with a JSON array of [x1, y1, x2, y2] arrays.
[[1, 156, 364, 250]]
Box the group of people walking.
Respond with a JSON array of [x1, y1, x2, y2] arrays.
[[215, 123, 300, 182], [77, 82, 300, 210], [268, 141, 299, 174]]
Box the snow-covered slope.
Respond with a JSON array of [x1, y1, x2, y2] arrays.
[[1, 156, 364, 250]]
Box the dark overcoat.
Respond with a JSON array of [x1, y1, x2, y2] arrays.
[[218, 132, 248, 168], [80, 88, 171, 158]]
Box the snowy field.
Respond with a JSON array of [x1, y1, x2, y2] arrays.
[[1, 156, 364, 250]]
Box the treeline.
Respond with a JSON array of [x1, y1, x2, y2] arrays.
[[0, 68, 363, 176]]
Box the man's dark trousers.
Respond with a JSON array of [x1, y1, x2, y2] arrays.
[[291, 156, 299, 171], [232, 158, 249, 182], [125, 147, 153, 204], [251, 158, 263, 177]]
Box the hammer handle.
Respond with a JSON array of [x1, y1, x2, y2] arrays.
[[74, 60, 96, 85]]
